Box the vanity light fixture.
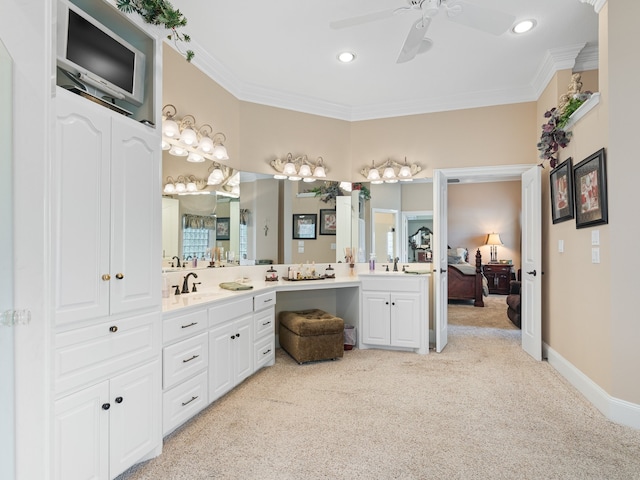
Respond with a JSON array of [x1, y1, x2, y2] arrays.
[[361, 157, 421, 184], [162, 104, 229, 162], [270, 153, 328, 182]]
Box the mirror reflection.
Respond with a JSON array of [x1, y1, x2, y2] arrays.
[[162, 172, 434, 268]]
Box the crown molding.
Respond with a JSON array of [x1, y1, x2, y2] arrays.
[[171, 40, 596, 122], [579, 0, 607, 14]]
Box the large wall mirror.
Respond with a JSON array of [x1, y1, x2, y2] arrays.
[[161, 160, 434, 268]]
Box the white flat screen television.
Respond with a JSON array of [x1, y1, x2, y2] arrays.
[[56, 0, 146, 106]]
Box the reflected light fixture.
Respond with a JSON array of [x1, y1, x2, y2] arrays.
[[361, 157, 421, 184], [270, 153, 328, 182], [162, 104, 229, 163], [485, 232, 503, 263]]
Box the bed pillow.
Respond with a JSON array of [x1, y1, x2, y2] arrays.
[[447, 249, 464, 264], [456, 248, 468, 263]]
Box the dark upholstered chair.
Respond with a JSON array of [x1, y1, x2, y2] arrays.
[[506, 280, 521, 328]]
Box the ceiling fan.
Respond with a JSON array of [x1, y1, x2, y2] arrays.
[[330, 0, 516, 64]]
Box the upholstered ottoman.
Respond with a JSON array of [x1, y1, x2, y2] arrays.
[[279, 309, 344, 364]]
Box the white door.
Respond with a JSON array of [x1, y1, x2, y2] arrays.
[[521, 166, 542, 360], [434, 170, 448, 352]]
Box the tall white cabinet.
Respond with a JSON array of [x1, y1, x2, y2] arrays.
[[52, 56, 162, 480]]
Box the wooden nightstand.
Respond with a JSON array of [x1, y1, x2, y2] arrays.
[[483, 263, 513, 295]]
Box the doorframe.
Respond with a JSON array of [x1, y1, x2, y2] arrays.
[[433, 164, 539, 355]]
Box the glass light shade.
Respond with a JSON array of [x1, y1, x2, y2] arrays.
[[298, 164, 312, 177], [383, 166, 396, 179], [163, 183, 176, 194], [179, 127, 198, 146], [283, 162, 297, 176], [384, 178, 398, 184], [371, 179, 383, 185], [186, 182, 197, 192], [398, 165, 412, 178], [187, 152, 204, 163], [198, 136, 214, 153], [313, 165, 326, 178], [273, 174, 288, 180], [208, 168, 225, 185], [303, 177, 316, 183], [169, 145, 188, 157], [161, 139, 171, 151], [288, 176, 302, 181], [162, 118, 179, 138], [367, 168, 380, 180], [175, 182, 186, 193], [213, 144, 229, 160]]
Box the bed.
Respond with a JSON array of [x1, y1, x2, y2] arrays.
[[447, 247, 487, 307]]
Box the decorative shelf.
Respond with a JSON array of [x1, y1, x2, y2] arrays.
[[564, 92, 601, 130]]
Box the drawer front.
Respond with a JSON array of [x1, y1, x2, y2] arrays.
[[163, 309, 207, 345], [483, 264, 511, 274], [163, 332, 208, 389], [209, 297, 253, 327], [254, 291, 276, 311], [361, 275, 425, 293], [254, 307, 275, 340], [163, 370, 208, 436], [54, 312, 160, 395], [254, 334, 275, 371]]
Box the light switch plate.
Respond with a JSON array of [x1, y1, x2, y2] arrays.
[[331, 243, 336, 250], [592, 247, 600, 264], [558, 239, 564, 253], [591, 230, 600, 246]]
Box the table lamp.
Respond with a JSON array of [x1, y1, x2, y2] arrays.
[[485, 233, 503, 263]]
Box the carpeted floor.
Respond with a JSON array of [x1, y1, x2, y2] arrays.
[[118, 295, 640, 480]]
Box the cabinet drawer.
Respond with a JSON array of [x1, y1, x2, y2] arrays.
[[254, 291, 276, 311], [360, 276, 425, 293], [483, 264, 512, 274], [208, 297, 253, 327], [163, 333, 208, 389], [163, 371, 208, 436], [163, 309, 207, 345], [254, 334, 275, 371], [254, 307, 275, 340], [54, 312, 160, 395]]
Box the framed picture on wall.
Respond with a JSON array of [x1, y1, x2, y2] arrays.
[[550, 158, 574, 224], [216, 217, 230, 240], [319, 209, 337, 235], [292, 214, 317, 239], [573, 148, 608, 229]]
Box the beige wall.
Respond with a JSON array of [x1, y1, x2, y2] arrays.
[[448, 182, 522, 270]]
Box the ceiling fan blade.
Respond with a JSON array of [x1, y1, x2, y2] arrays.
[[397, 17, 432, 64], [446, 1, 515, 35], [330, 8, 400, 30]]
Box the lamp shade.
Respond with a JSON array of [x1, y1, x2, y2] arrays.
[[485, 233, 503, 246]]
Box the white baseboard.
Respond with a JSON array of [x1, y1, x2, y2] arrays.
[[544, 342, 640, 430]]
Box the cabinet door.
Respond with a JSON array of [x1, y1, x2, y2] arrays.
[[209, 322, 235, 402], [233, 315, 254, 383], [390, 293, 421, 348], [109, 359, 161, 479], [54, 93, 111, 326], [54, 381, 109, 480], [110, 118, 161, 315], [362, 291, 391, 345]]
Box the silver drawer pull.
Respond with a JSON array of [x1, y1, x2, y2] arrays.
[[181, 322, 198, 329], [262, 321, 271, 326], [181, 396, 198, 406], [263, 348, 271, 355], [182, 354, 200, 363], [264, 298, 273, 303]]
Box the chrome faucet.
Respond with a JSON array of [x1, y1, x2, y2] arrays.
[[181, 272, 198, 294], [172, 255, 181, 268], [393, 257, 399, 272]]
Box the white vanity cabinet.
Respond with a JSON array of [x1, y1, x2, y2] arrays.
[[53, 87, 161, 326], [54, 359, 161, 480], [360, 274, 429, 354], [253, 291, 276, 371], [161, 309, 208, 436], [208, 297, 254, 403]]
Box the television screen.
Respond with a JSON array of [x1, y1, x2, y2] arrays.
[[67, 9, 135, 94]]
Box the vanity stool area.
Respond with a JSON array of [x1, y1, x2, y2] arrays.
[[279, 309, 345, 364]]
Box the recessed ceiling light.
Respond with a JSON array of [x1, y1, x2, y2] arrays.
[[337, 51, 356, 63], [512, 19, 536, 34]]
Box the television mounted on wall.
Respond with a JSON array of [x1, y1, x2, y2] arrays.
[[56, 0, 146, 107]]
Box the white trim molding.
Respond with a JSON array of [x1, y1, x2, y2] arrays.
[[544, 342, 640, 430], [579, 0, 608, 14]]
